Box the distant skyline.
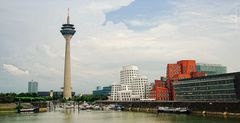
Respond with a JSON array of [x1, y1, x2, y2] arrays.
[[1, 0, 240, 94]]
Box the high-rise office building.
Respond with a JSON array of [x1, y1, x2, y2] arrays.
[[196, 63, 227, 75], [28, 80, 38, 93]]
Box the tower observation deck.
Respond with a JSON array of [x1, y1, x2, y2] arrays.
[[60, 9, 76, 36]]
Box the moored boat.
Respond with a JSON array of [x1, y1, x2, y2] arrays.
[[18, 107, 39, 113], [157, 107, 190, 114], [114, 105, 124, 111]]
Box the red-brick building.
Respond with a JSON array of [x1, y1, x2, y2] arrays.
[[166, 60, 196, 85], [177, 60, 196, 74], [150, 80, 169, 101], [151, 60, 206, 101], [166, 60, 206, 100]]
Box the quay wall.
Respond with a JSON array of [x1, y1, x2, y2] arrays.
[[96, 101, 240, 115]]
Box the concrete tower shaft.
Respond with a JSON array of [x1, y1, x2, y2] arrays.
[[60, 9, 76, 99]]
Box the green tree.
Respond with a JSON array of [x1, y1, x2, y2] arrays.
[[0, 93, 17, 103]]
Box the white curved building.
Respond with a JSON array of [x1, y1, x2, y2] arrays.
[[110, 65, 150, 101], [132, 75, 148, 99], [120, 65, 140, 90]]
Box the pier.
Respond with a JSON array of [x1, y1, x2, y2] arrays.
[[96, 100, 240, 116]]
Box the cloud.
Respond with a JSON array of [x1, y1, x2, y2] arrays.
[[42, 45, 58, 58], [3, 64, 29, 76], [87, 0, 134, 12], [123, 19, 155, 27]]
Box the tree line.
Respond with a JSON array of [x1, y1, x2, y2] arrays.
[[0, 93, 108, 103]]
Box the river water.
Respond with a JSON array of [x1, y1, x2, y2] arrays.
[[0, 110, 239, 123]]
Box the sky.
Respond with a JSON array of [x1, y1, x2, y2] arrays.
[[1, 0, 240, 94]]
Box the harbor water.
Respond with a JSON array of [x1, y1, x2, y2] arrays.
[[0, 110, 239, 123]]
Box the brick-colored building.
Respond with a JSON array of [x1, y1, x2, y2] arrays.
[[177, 60, 196, 74], [167, 60, 199, 81], [151, 60, 207, 101], [166, 60, 206, 100], [150, 80, 169, 101]]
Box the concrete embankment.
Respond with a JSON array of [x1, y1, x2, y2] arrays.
[[0, 102, 48, 113], [96, 101, 240, 117], [0, 103, 16, 112]]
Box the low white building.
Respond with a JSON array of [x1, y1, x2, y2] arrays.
[[110, 84, 121, 101], [118, 90, 132, 101], [110, 84, 133, 101]]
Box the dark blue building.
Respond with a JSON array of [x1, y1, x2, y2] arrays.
[[93, 86, 112, 96]]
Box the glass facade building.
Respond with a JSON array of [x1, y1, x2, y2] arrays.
[[173, 72, 240, 102], [93, 86, 112, 96], [196, 63, 227, 75]]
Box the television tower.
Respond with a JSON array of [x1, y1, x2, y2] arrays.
[[60, 8, 76, 99]]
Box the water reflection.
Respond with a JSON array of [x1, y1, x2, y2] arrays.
[[64, 109, 73, 123], [0, 110, 239, 123]]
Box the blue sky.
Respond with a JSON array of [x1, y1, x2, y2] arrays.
[[106, 0, 174, 31], [1, 0, 240, 94]]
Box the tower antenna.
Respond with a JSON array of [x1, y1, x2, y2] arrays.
[[67, 8, 70, 24]]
